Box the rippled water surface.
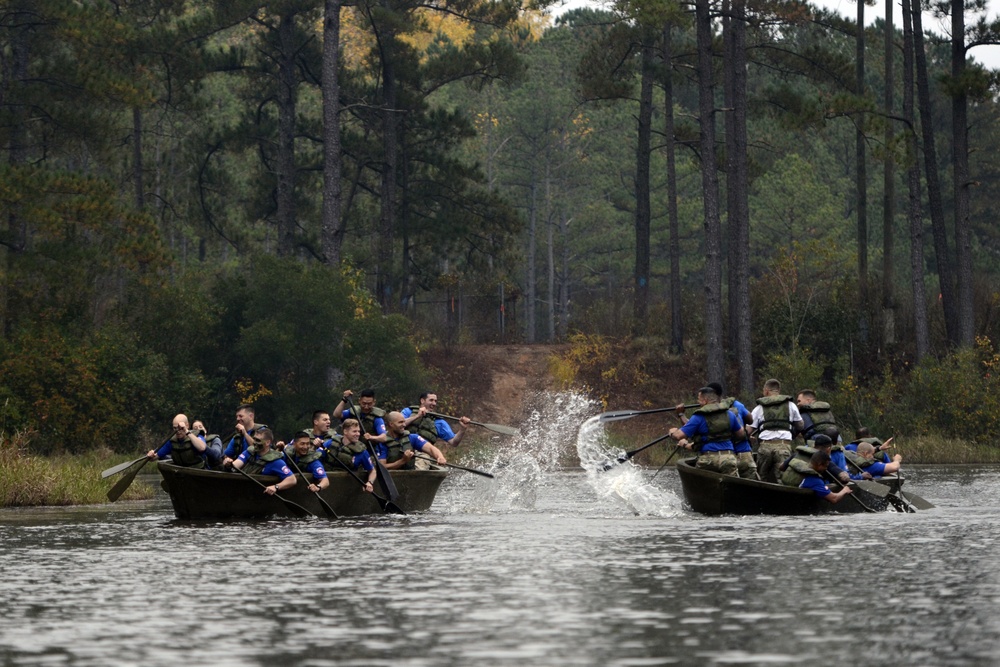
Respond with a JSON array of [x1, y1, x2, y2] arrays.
[[2, 393, 999, 666]]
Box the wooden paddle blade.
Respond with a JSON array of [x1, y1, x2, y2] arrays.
[[277, 495, 312, 518], [851, 479, 891, 498], [900, 490, 934, 510], [106, 458, 149, 502], [475, 421, 518, 436], [101, 456, 148, 479]]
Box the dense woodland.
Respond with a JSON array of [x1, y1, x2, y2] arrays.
[[3, 0, 1000, 451]]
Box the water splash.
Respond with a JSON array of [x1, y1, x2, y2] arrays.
[[577, 415, 684, 518], [456, 390, 598, 513]]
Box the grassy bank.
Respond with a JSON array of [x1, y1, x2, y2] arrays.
[[0, 432, 154, 508]]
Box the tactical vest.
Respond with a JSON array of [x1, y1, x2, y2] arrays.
[[691, 402, 733, 450], [800, 401, 836, 439], [307, 427, 336, 446], [242, 448, 284, 475], [845, 450, 874, 470], [325, 435, 367, 470], [341, 407, 385, 437], [781, 456, 820, 487], [755, 394, 794, 433], [287, 448, 322, 470], [384, 431, 416, 468], [406, 406, 439, 443], [169, 435, 206, 469]]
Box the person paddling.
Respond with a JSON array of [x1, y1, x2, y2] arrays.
[[221, 404, 268, 466], [666, 386, 742, 477], [402, 392, 471, 448], [380, 411, 448, 471], [321, 418, 377, 493], [748, 379, 804, 484], [228, 428, 297, 496], [799, 451, 854, 504], [283, 431, 329, 493], [147, 414, 208, 469]]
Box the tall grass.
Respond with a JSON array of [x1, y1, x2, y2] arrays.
[[0, 431, 154, 507]]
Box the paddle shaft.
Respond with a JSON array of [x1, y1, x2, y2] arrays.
[[428, 412, 517, 436], [825, 471, 876, 512], [649, 444, 683, 481], [230, 462, 314, 518], [621, 432, 674, 461], [414, 454, 494, 478], [599, 404, 700, 423], [346, 397, 401, 505], [284, 455, 339, 519]]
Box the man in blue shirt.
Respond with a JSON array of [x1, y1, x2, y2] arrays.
[[321, 419, 377, 493], [231, 428, 296, 496], [147, 414, 208, 468], [381, 411, 448, 471], [667, 386, 742, 476], [283, 430, 329, 493], [800, 451, 854, 504], [401, 392, 470, 448], [333, 389, 388, 441], [222, 404, 267, 465], [853, 442, 903, 478]]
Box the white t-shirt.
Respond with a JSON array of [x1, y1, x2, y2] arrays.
[[750, 400, 802, 441]]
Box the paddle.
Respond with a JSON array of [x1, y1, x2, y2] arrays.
[[346, 397, 401, 506], [284, 454, 339, 519], [649, 444, 684, 481], [601, 432, 674, 471], [598, 404, 699, 423], [896, 471, 934, 510], [825, 471, 876, 512], [414, 454, 495, 478], [106, 457, 151, 502], [324, 452, 405, 514], [230, 463, 314, 518], [102, 456, 148, 479], [427, 412, 517, 436]]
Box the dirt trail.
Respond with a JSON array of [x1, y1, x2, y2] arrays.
[[421, 344, 568, 425]]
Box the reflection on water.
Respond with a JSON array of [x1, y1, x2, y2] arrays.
[[1, 395, 999, 666]]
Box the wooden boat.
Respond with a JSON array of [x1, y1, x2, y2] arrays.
[[157, 461, 448, 519], [675, 458, 894, 515]]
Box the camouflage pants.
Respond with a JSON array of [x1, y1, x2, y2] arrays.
[[695, 450, 738, 477], [735, 451, 758, 480], [757, 440, 792, 484]]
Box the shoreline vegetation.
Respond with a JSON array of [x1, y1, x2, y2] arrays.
[[0, 432, 154, 508]]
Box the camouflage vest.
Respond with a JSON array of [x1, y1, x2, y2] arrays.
[[755, 394, 794, 432], [407, 406, 439, 443], [384, 431, 416, 468], [286, 448, 322, 475], [169, 435, 206, 469], [341, 407, 385, 437], [782, 456, 821, 487], [845, 450, 874, 470], [242, 448, 284, 475], [692, 402, 733, 450], [324, 435, 367, 470], [780, 445, 817, 486], [800, 401, 837, 439]]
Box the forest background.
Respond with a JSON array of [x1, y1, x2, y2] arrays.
[[2, 0, 1000, 461]]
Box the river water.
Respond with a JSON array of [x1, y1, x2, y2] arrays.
[[2, 391, 999, 666]]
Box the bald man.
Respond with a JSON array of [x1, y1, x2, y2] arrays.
[[147, 414, 209, 468]]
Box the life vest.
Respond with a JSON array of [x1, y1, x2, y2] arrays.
[[781, 456, 820, 487], [383, 431, 416, 468], [169, 435, 206, 469], [781, 445, 819, 486], [342, 407, 385, 437], [755, 394, 794, 433], [324, 434, 367, 470], [799, 401, 837, 439], [286, 448, 322, 471], [406, 406, 439, 443], [242, 448, 283, 475], [691, 402, 733, 450], [845, 450, 874, 470]]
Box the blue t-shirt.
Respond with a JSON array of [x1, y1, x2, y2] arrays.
[[679, 412, 738, 453], [376, 433, 432, 460], [730, 400, 752, 454], [864, 461, 888, 477], [286, 454, 328, 481], [237, 450, 293, 480], [400, 408, 455, 441], [224, 426, 264, 459], [340, 410, 386, 436], [799, 475, 831, 497], [154, 435, 207, 460]]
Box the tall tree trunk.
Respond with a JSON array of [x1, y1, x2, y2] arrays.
[[951, 0, 975, 345], [321, 0, 344, 266], [545, 158, 556, 342], [903, 0, 930, 360], [275, 12, 298, 258], [526, 168, 537, 343], [696, 0, 725, 382], [662, 22, 683, 354], [558, 209, 570, 340], [133, 107, 144, 211], [856, 0, 869, 343], [725, 0, 753, 396], [913, 0, 958, 344], [883, 0, 896, 345], [377, 8, 398, 310], [633, 40, 654, 333]]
